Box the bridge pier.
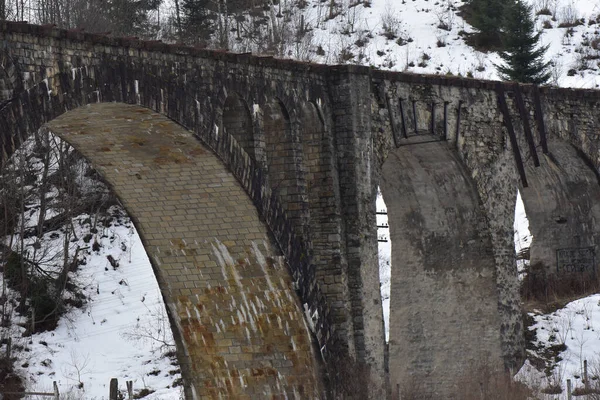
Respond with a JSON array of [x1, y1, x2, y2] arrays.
[[329, 66, 387, 398], [380, 139, 503, 398]]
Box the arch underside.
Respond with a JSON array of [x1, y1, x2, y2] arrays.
[[521, 139, 600, 278], [45, 103, 322, 398], [380, 138, 503, 398]]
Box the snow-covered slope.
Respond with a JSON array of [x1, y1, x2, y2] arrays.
[[0, 132, 182, 399], [310, 0, 600, 88]]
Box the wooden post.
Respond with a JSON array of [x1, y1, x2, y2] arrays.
[[386, 95, 401, 148], [512, 83, 540, 167], [397, 383, 401, 400], [126, 380, 133, 399], [443, 101, 449, 140], [109, 378, 118, 400], [6, 337, 11, 359], [567, 378, 572, 400], [532, 85, 548, 154], [585, 359, 590, 392], [53, 381, 60, 400], [496, 83, 528, 188], [412, 100, 418, 134], [398, 98, 408, 139], [455, 100, 462, 147], [430, 102, 435, 135]]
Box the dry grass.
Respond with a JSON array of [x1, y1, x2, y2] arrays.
[[522, 262, 600, 313], [454, 362, 531, 400]]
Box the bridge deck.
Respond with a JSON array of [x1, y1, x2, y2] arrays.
[[46, 103, 321, 399]]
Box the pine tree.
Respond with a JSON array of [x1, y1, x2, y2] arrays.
[[182, 0, 217, 45], [496, 0, 550, 84], [467, 0, 507, 49]]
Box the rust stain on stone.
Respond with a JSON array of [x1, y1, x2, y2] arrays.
[[154, 145, 190, 165]]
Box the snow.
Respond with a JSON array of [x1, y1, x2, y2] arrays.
[[308, 0, 600, 88], [0, 133, 182, 399], [15, 213, 182, 399], [520, 295, 600, 393]]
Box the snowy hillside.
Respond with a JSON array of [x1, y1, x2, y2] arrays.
[[0, 131, 182, 399], [307, 0, 600, 88]]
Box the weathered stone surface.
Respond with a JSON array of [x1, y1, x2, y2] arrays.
[[1, 21, 600, 399], [522, 139, 600, 276], [47, 103, 323, 399], [381, 138, 502, 398]]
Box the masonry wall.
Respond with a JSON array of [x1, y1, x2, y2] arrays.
[[371, 71, 600, 396], [0, 21, 388, 397]]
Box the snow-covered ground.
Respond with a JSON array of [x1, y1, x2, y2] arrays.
[[0, 133, 182, 399], [520, 294, 600, 394]]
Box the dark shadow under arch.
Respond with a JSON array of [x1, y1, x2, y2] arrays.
[[262, 98, 295, 203], [221, 92, 255, 159]]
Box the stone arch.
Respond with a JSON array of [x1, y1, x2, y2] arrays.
[[379, 142, 503, 399], [220, 92, 255, 159], [0, 64, 329, 398], [519, 139, 600, 288]]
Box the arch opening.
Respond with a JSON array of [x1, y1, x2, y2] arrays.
[[514, 189, 532, 281], [519, 140, 600, 302], [221, 93, 255, 159], [0, 126, 183, 397], [380, 141, 503, 399], [376, 187, 390, 343], [0, 102, 323, 398]]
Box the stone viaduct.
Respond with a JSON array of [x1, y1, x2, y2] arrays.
[[0, 21, 599, 399]]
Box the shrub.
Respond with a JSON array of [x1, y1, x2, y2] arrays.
[[537, 7, 551, 16], [558, 2, 581, 28], [4, 250, 63, 333], [381, 5, 402, 40]]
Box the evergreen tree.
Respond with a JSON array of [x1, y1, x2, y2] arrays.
[[467, 0, 507, 49], [68, 0, 161, 38], [182, 0, 217, 45], [496, 0, 550, 84]]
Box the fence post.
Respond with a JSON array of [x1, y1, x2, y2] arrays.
[[584, 359, 590, 392], [53, 381, 59, 400], [109, 378, 118, 400], [567, 379, 572, 400], [126, 380, 133, 399]]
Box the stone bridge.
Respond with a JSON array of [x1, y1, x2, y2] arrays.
[[0, 21, 599, 399]]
